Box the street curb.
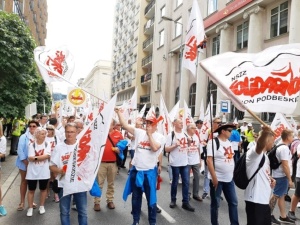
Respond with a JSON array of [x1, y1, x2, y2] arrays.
[[2, 166, 19, 199]]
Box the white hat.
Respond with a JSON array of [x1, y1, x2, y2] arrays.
[[247, 123, 252, 126]]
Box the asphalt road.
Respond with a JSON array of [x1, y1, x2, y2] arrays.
[[1, 155, 299, 225]]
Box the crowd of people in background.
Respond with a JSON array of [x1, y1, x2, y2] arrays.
[[0, 112, 300, 225]]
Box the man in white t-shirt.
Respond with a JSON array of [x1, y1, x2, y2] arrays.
[[165, 118, 195, 212], [269, 129, 295, 224], [207, 123, 239, 225], [115, 106, 165, 225], [50, 122, 88, 225], [245, 126, 276, 225]]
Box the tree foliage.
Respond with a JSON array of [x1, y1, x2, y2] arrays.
[[0, 11, 51, 118]]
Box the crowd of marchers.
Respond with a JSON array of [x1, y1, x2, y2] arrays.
[[0, 111, 300, 225]]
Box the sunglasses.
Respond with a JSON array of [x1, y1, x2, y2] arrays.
[[214, 121, 221, 124], [46, 128, 54, 131], [29, 125, 37, 128], [226, 129, 233, 132]]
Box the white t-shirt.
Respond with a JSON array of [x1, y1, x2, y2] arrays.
[[131, 129, 165, 171], [26, 141, 51, 180], [245, 147, 272, 204], [166, 131, 188, 167], [46, 136, 57, 153], [240, 125, 247, 136], [50, 142, 77, 188], [187, 133, 201, 165], [207, 138, 235, 182], [272, 144, 291, 178], [247, 141, 256, 151], [0, 135, 7, 169]]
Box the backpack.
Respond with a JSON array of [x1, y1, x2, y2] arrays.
[[233, 153, 265, 189], [268, 144, 285, 170]]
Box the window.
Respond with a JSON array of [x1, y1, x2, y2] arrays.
[[237, 21, 248, 49], [208, 0, 218, 15], [159, 29, 165, 47], [206, 81, 217, 116], [160, 6, 165, 19], [157, 74, 162, 91], [270, 1, 288, 38], [176, 0, 183, 8], [189, 83, 197, 117], [212, 35, 220, 56], [175, 18, 182, 38], [0, 0, 4, 11], [175, 87, 179, 104]]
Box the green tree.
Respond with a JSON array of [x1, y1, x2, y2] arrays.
[[0, 11, 51, 117]]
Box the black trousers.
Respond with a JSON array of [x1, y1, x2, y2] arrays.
[[245, 201, 271, 225]]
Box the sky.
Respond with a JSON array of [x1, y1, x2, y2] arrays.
[[45, 0, 116, 93]]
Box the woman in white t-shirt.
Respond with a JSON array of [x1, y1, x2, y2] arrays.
[[26, 127, 51, 217]]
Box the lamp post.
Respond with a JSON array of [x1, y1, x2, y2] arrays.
[[162, 16, 185, 107]]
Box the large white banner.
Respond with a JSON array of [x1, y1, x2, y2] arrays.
[[270, 113, 294, 144], [62, 95, 117, 196], [200, 44, 300, 115]]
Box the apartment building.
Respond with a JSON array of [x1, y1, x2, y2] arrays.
[[0, 0, 48, 46], [150, 0, 300, 122], [111, 0, 154, 110]]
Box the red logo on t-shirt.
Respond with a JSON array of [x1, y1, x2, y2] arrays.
[[223, 146, 234, 162]]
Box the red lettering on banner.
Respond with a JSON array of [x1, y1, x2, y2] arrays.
[[77, 128, 92, 166], [184, 36, 198, 61], [274, 124, 285, 140], [88, 112, 93, 122], [229, 63, 300, 97], [46, 51, 66, 76], [201, 122, 209, 134]]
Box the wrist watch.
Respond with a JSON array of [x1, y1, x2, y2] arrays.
[[34, 157, 38, 161]]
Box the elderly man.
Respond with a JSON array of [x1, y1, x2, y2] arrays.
[[207, 123, 239, 225], [115, 107, 165, 225], [165, 118, 195, 212]]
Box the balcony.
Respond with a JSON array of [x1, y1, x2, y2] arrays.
[[141, 73, 151, 84], [144, 17, 154, 35], [142, 54, 152, 67], [140, 95, 150, 104], [143, 36, 153, 51], [145, 0, 155, 19]]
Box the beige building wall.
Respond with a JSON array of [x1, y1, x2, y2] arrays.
[[1, 0, 47, 46]]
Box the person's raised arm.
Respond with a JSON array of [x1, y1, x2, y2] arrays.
[[114, 108, 135, 135]]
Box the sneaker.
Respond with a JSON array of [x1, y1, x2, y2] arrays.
[[27, 208, 33, 217], [288, 211, 297, 221], [271, 215, 280, 225], [0, 205, 7, 216], [297, 202, 300, 208], [278, 215, 295, 224], [178, 178, 182, 184], [169, 201, 176, 208], [39, 206, 45, 215], [182, 203, 195, 212], [202, 193, 209, 199], [54, 193, 59, 203]]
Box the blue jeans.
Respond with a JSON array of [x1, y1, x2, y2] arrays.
[[171, 165, 189, 203], [58, 190, 88, 225], [210, 180, 239, 225], [203, 165, 210, 194], [130, 169, 156, 225]]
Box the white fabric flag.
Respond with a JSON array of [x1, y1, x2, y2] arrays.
[[62, 95, 117, 196], [200, 96, 213, 142], [182, 0, 205, 76], [169, 101, 180, 122], [158, 95, 172, 136], [137, 104, 146, 119], [34, 46, 75, 84], [183, 100, 195, 131], [200, 43, 300, 115], [270, 113, 294, 144]]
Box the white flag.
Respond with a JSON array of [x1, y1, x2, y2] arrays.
[[158, 95, 172, 136], [270, 113, 293, 144], [182, 0, 205, 76], [183, 100, 195, 131], [62, 95, 117, 196], [137, 104, 146, 119], [200, 43, 300, 115], [169, 101, 180, 122], [200, 96, 213, 142], [34, 46, 75, 84]]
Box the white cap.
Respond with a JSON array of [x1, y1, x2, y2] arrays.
[[247, 123, 252, 126]]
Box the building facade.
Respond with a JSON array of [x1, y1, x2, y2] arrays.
[[112, 0, 300, 121], [0, 0, 48, 46]]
